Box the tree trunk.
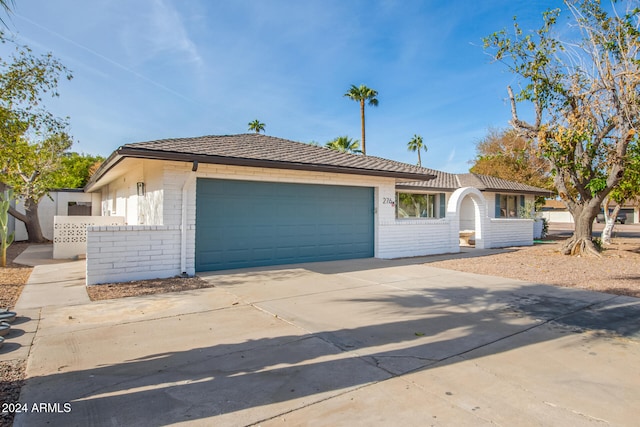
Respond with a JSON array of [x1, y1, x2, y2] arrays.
[[22, 198, 47, 243], [360, 100, 366, 155], [8, 196, 47, 243], [601, 202, 621, 245], [0, 181, 48, 243], [562, 203, 601, 256]]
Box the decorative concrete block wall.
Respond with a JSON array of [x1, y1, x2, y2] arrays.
[[14, 191, 101, 241], [86, 225, 182, 285], [53, 215, 125, 259]]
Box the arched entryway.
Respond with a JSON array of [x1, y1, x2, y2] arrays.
[[446, 187, 489, 250]]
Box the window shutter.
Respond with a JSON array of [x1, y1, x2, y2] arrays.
[[520, 195, 525, 216], [495, 193, 501, 218], [439, 193, 446, 218]]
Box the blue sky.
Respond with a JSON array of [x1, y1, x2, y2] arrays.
[[2, 0, 565, 173]]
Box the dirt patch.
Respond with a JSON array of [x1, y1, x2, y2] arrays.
[[427, 237, 640, 298], [86, 276, 215, 301], [0, 359, 25, 427], [0, 242, 32, 310]]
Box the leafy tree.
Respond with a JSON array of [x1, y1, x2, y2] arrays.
[[247, 119, 265, 133], [344, 84, 378, 155], [1, 133, 72, 242], [0, 0, 14, 28], [0, 33, 72, 242], [50, 152, 104, 189], [483, 0, 640, 256], [325, 136, 362, 154], [407, 134, 427, 167], [601, 137, 640, 244], [470, 128, 553, 191]]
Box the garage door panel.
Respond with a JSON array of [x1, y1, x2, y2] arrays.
[[248, 248, 270, 260], [195, 179, 374, 272]]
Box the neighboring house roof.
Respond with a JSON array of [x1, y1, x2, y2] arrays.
[[542, 199, 567, 210], [86, 134, 438, 190], [397, 172, 553, 196]]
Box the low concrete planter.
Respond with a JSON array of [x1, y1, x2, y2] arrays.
[[0, 312, 17, 323], [0, 322, 9, 336]]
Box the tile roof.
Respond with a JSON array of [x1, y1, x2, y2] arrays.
[[86, 134, 551, 197], [397, 172, 552, 196], [395, 170, 460, 190], [105, 133, 438, 181]]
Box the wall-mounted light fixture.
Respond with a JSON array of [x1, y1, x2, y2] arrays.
[[137, 182, 145, 196]]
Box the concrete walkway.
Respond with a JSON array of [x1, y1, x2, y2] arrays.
[[7, 249, 640, 426], [0, 245, 89, 363], [14, 244, 90, 310]]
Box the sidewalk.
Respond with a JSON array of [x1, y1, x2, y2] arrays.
[[0, 245, 89, 363], [13, 244, 89, 310]]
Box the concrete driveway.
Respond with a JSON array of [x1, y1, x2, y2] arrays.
[[12, 256, 640, 426]]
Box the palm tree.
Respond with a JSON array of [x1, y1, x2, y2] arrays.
[[407, 134, 427, 166], [344, 84, 378, 155], [325, 136, 362, 154], [248, 119, 265, 133]]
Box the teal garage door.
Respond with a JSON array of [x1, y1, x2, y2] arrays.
[[195, 179, 374, 272]]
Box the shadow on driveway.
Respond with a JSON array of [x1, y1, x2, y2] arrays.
[[15, 275, 640, 426]]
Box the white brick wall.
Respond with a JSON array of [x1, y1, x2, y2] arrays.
[[86, 225, 182, 285], [377, 219, 457, 258], [488, 218, 533, 248]]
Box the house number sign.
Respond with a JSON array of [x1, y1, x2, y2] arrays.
[[383, 197, 395, 207]]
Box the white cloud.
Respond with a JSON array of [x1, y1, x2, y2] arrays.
[[120, 0, 202, 67], [447, 148, 456, 163]]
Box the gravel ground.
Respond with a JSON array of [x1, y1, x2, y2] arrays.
[[86, 276, 214, 301], [0, 235, 639, 426], [428, 236, 640, 298], [0, 242, 32, 310], [0, 360, 25, 427]]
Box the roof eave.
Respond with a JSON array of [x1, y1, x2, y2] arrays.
[[395, 184, 553, 197], [83, 151, 124, 192], [87, 147, 437, 186], [395, 184, 459, 192]]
